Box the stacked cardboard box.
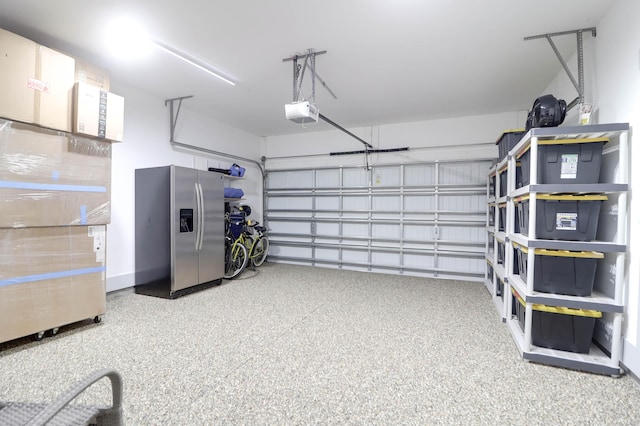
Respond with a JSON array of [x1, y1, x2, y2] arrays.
[[0, 27, 121, 344], [0, 27, 124, 141]]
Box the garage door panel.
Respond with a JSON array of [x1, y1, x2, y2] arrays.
[[265, 160, 491, 281]]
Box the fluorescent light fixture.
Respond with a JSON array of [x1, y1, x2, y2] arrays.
[[154, 41, 235, 86], [105, 17, 235, 86], [105, 17, 153, 59]]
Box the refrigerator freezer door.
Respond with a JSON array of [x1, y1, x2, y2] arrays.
[[197, 170, 224, 283], [171, 166, 200, 292]]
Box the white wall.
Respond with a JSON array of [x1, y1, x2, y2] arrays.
[[264, 111, 523, 170], [106, 82, 261, 292], [594, 0, 640, 377], [541, 0, 640, 376]]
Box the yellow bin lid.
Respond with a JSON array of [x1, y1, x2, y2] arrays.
[[515, 137, 609, 158], [513, 194, 608, 203], [511, 287, 602, 318], [496, 129, 525, 145], [511, 241, 604, 259]]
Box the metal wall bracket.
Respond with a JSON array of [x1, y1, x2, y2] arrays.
[[163, 96, 265, 179], [165, 95, 194, 144], [524, 27, 596, 110]]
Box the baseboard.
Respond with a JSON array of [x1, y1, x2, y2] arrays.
[[106, 273, 135, 293]]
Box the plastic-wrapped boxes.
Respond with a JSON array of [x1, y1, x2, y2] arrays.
[[512, 287, 600, 353], [518, 137, 606, 186], [513, 242, 602, 296], [514, 194, 606, 241], [496, 129, 525, 162]]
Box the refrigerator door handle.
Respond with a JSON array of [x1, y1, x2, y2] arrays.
[[197, 182, 205, 251], [195, 182, 202, 250]]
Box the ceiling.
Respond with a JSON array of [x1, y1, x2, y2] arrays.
[[0, 0, 615, 138]]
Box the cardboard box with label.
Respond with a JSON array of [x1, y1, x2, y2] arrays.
[[0, 225, 106, 344], [0, 119, 112, 227], [73, 82, 124, 142], [0, 28, 75, 132]]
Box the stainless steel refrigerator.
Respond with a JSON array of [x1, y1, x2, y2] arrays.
[[134, 165, 224, 298]]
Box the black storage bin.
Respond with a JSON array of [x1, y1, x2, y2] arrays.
[[513, 242, 602, 296], [512, 288, 525, 329], [511, 287, 601, 353], [488, 203, 496, 227], [498, 164, 524, 194], [486, 261, 494, 282], [511, 246, 519, 274], [515, 162, 523, 188], [498, 167, 508, 197], [514, 194, 606, 241], [518, 138, 606, 186], [496, 203, 519, 234], [489, 172, 496, 197], [496, 129, 525, 162]]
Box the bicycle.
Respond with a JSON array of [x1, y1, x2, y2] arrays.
[[244, 219, 269, 267], [230, 205, 270, 268], [223, 212, 249, 279]]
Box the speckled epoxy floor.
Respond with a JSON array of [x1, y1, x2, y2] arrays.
[[1, 263, 640, 425]]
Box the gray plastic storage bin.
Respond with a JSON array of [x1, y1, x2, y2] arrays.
[[513, 242, 602, 296], [489, 171, 496, 197], [514, 194, 606, 241], [498, 203, 506, 232], [486, 260, 494, 282], [511, 287, 601, 353], [496, 129, 525, 162], [518, 137, 606, 186], [498, 166, 508, 197]]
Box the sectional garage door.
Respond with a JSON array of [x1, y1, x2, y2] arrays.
[[264, 160, 492, 281]]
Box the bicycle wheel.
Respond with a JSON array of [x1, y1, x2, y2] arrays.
[[224, 241, 249, 279], [251, 235, 269, 267]]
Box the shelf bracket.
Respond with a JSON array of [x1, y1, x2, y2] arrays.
[[165, 95, 193, 144], [524, 27, 596, 110], [163, 95, 265, 179]]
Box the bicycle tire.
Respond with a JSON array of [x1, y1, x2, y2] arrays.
[[224, 241, 249, 279], [251, 235, 269, 267]]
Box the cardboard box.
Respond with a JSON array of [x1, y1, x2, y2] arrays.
[[0, 119, 112, 227], [36, 45, 75, 132], [74, 57, 110, 91], [0, 226, 106, 344], [0, 28, 37, 124], [0, 28, 75, 132], [73, 82, 124, 142]]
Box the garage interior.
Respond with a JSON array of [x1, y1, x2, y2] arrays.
[[1, 0, 640, 424]]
